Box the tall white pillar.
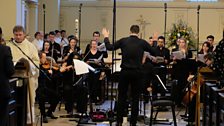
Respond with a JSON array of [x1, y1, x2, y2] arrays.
[[27, 2, 38, 40]]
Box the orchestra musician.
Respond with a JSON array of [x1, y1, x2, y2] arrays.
[[36, 52, 60, 123], [184, 53, 215, 125], [84, 39, 105, 104], [60, 37, 82, 114], [42, 40, 59, 62], [6, 25, 39, 125], [62, 37, 81, 62], [48, 31, 61, 62], [183, 40, 215, 125], [0, 38, 15, 126]]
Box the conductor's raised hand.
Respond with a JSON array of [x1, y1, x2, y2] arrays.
[[102, 28, 109, 38]]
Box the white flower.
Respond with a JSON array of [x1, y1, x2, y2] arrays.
[[177, 33, 180, 37]]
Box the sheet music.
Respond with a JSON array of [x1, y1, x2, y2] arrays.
[[88, 54, 103, 64], [197, 54, 205, 63], [73, 59, 96, 75], [156, 56, 165, 63], [172, 51, 185, 60], [144, 51, 153, 60], [97, 43, 107, 52]]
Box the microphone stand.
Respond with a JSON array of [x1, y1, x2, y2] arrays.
[[43, 4, 46, 36], [78, 3, 82, 48], [164, 3, 167, 37], [108, 0, 117, 126], [196, 5, 200, 55], [195, 5, 201, 126]]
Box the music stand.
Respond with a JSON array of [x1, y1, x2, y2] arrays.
[[60, 59, 97, 125], [155, 74, 168, 92]]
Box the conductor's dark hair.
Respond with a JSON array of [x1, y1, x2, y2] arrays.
[[130, 25, 140, 34]]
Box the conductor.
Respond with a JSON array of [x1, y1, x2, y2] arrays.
[[102, 25, 155, 126]]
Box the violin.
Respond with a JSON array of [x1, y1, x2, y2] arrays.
[[41, 60, 59, 71]]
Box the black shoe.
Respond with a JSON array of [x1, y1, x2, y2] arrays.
[[46, 112, 58, 119], [43, 116, 48, 123]]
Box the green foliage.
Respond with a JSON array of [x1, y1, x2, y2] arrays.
[[166, 19, 196, 49]]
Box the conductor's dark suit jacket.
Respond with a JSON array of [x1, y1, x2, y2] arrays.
[[0, 45, 15, 99]]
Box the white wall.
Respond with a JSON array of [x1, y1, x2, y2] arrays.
[[0, 0, 26, 39], [60, 1, 224, 50]]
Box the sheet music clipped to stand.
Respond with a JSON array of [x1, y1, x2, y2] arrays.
[[73, 59, 96, 75]]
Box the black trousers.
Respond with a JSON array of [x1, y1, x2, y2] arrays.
[[116, 69, 142, 125], [0, 97, 9, 126], [36, 86, 59, 117], [188, 96, 196, 122], [88, 72, 101, 103]]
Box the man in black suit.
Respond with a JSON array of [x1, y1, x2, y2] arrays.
[[102, 25, 155, 126], [0, 44, 15, 126]]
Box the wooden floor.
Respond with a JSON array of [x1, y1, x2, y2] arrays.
[[33, 100, 190, 126]]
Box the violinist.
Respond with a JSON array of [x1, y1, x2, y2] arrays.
[[84, 40, 105, 104], [36, 52, 60, 123], [42, 40, 59, 62]]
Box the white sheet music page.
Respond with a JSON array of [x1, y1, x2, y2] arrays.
[[73, 59, 89, 75], [172, 51, 185, 60]]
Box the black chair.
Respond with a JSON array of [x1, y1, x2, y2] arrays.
[[149, 79, 177, 126]]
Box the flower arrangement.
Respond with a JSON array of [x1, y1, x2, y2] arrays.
[[166, 19, 196, 49]]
